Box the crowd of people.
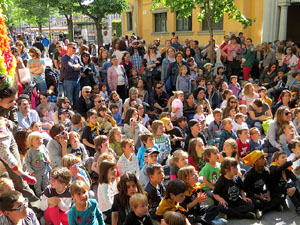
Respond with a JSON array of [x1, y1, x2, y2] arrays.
[[1, 30, 300, 225]]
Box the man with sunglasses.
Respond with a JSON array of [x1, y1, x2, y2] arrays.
[[73, 86, 93, 119], [0, 191, 39, 225], [61, 42, 83, 106], [149, 82, 169, 113]]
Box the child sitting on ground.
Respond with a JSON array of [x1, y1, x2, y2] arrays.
[[137, 132, 156, 169], [68, 180, 104, 225], [219, 118, 238, 152], [108, 127, 123, 159], [188, 137, 206, 173], [117, 139, 139, 177], [68, 131, 89, 163], [92, 135, 116, 174], [236, 126, 250, 158], [110, 104, 122, 125], [82, 109, 102, 156], [152, 120, 171, 165], [178, 166, 220, 224], [155, 179, 188, 221], [269, 151, 300, 213], [170, 150, 188, 180], [25, 131, 51, 197], [219, 138, 239, 162], [144, 163, 165, 218], [199, 146, 220, 198], [58, 108, 72, 131], [97, 160, 118, 224], [249, 127, 264, 152], [232, 113, 247, 133], [213, 157, 255, 219], [40, 167, 72, 225], [287, 139, 300, 179], [98, 105, 116, 135], [70, 113, 86, 136], [243, 151, 279, 218], [207, 108, 223, 145], [139, 148, 160, 187], [123, 193, 153, 225], [278, 122, 298, 150]]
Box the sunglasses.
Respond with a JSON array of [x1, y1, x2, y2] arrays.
[[83, 54, 90, 58], [149, 47, 155, 49], [285, 111, 292, 116], [85, 91, 91, 94], [8, 198, 28, 212], [96, 100, 104, 103], [29, 54, 35, 58], [230, 101, 237, 104], [63, 101, 70, 104], [72, 47, 76, 50], [57, 45, 62, 48], [156, 86, 162, 89]]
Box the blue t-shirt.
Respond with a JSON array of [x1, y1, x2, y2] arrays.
[[68, 199, 104, 225], [291, 80, 300, 89], [28, 58, 45, 84]]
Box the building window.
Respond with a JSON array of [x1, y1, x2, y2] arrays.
[[202, 17, 223, 31], [155, 13, 167, 32], [176, 12, 192, 31], [126, 12, 133, 31]]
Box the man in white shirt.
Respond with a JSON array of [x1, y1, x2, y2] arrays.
[[17, 99, 40, 129], [103, 31, 111, 50]]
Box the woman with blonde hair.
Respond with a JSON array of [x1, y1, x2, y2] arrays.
[[16, 40, 29, 61], [240, 83, 259, 106]]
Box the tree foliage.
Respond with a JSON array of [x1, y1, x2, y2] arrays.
[[78, 0, 128, 45], [152, 0, 254, 63]]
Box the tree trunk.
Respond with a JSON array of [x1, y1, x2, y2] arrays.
[[38, 22, 42, 36], [65, 14, 74, 42], [94, 18, 103, 46], [207, 18, 214, 64]]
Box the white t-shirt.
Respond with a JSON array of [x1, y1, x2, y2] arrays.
[[114, 66, 125, 86]]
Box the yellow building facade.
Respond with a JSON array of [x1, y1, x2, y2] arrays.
[[122, 0, 264, 46]]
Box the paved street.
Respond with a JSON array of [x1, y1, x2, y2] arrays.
[[228, 200, 299, 225]]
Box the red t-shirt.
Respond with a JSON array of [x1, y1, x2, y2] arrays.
[[236, 139, 250, 158]]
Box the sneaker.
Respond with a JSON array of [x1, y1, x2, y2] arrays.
[[255, 209, 263, 219], [245, 212, 256, 219]]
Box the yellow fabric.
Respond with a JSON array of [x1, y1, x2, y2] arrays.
[[160, 117, 170, 126], [264, 97, 272, 108], [156, 197, 186, 216], [242, 150, 264, 166], [185, 183, 205, 197], [86, 121, 100, 136]]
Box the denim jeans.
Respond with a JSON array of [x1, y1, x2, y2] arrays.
[[58, 80, 64, 97], [36, 82, 48, 94], [63, 80, 80, 105]]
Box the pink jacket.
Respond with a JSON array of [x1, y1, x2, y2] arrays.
[[221, 43, 241, 61], [107, 65, 128, 91]]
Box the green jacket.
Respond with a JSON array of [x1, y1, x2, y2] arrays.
[[243, 45, 256, 67]]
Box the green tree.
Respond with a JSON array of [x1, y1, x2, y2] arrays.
[[152, 0, 254, 63], [78, 0, 127, 45], [49, 0, 80, 41], [3, 3, 23, 34], [16, 0, 50, 35]]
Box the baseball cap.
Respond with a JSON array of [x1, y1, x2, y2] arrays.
[[144, 148, 159, 157], [188, 119, 200, 129]]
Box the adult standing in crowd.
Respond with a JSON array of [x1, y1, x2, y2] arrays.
[[61, 42, 83, 106], [161, 47, 176, 83], [16, 40, 29, 61], [242, 38, 255, 81], [128, 40, 144, 73], [103, 30, 111, 50], [27, 47, 47, 93], [221, 36, 241, 77], [107, 55, 128, 101]]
